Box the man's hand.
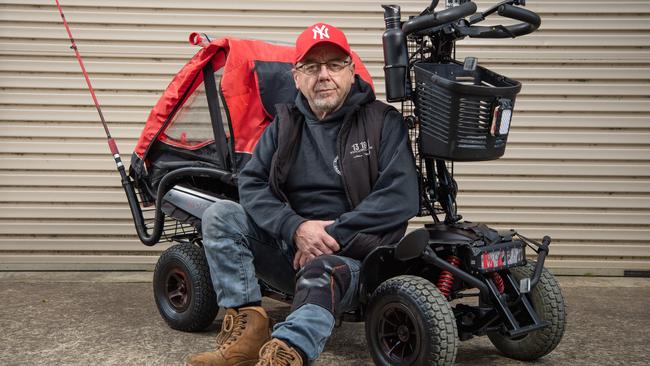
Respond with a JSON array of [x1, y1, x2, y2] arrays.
[[293, 220, 340, 269]]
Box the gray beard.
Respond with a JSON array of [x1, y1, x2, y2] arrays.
[[312, 97, 339, 115]]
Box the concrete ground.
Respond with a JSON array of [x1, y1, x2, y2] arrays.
[[0, 272, 648, 366]]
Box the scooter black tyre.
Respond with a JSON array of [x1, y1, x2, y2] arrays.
[[488, 262, 566, 360], [365, 275, 458, 366], [153, 242, 219, 332]]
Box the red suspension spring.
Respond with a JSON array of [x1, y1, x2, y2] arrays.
[[436, 255, 461, 298], [491, 272, 505, 294]]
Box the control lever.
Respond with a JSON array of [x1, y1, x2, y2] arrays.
[[469, 13, 485, 25], [493, 23, 517, 38]]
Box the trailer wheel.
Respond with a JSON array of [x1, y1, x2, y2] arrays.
[[153, 242, 219, 332], [365, 275, 458, 366], [488, 263, 566, 360]]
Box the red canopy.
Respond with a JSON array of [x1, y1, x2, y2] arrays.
[[133, 37, 374, 164]]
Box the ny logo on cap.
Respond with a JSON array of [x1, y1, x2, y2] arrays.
[[312, 25, 330, 40]]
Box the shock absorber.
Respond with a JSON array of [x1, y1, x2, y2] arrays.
[[436, 255, 461, 298], [490, 272, 505, 294]]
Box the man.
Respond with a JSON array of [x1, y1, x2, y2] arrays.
[[186, 23, 418, 366]]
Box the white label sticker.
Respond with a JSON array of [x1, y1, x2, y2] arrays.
[[499, 109, 512, 135]]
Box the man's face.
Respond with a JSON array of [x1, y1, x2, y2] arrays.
[[293, 43, 355, 119]]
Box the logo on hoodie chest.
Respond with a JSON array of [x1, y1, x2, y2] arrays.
[[333, 155, 341, 175], [332, 140, 374, 176], [349, 140, 373, 159]]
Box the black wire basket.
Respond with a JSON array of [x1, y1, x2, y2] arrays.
[[133, 184, 199, 244], [414, 61, 522, 161]]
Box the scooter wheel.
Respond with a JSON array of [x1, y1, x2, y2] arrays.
[[488, 262, 566, 360], [153, 242, 219, 332], [365, 275, 458, 366]]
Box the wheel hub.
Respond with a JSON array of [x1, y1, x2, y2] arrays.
[[166, 267, 190, 311], [377, 303, 420, 364], [397, 325, 410, 342]]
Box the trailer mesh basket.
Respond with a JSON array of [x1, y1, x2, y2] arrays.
[[414, 61, 522, 161], [134, 184, 199, 244]]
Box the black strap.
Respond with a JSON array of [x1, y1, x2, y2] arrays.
[[202, 63, 231, 170], [269, 104, 303, 202]]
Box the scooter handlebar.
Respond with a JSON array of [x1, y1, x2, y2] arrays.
[[466, 3, 540, 38], [402, 1, 477, 36], [499, 3, 540, 28]]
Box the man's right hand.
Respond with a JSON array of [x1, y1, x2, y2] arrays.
[[293, 220, 340, 269]]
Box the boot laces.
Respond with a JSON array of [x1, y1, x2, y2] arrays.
[[215, 312, 248, 349], [258, 340, 296, 366]]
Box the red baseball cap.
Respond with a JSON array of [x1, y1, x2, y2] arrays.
[[294, 23, 351, 63]]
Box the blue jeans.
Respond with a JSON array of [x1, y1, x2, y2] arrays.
[[201, 199, 361, 362]]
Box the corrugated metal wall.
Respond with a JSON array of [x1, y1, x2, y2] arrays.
[[0, 0, 648, 275]]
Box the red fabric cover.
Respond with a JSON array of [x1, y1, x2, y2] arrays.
[[134, 37, 374, 163]]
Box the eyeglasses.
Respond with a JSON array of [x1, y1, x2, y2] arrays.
[[295, 59, 352, 76]]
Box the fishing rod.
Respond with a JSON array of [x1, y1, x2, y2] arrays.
[[55, 0, 124, 175], [55, 0, 162, 244]]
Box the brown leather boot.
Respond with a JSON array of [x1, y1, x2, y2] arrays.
[[255, 338, 303, 366], [186, 307, 271, 366]]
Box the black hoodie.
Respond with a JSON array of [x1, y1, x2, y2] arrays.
[[238, 77, 419, 256]]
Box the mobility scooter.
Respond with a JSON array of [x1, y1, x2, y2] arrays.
[[62, 0, 566, 364]]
